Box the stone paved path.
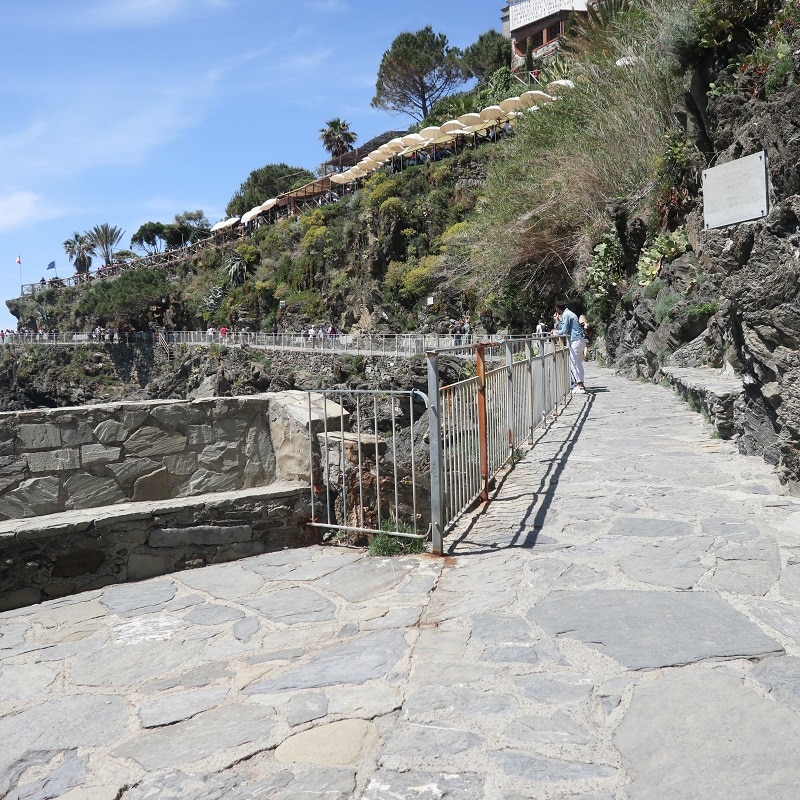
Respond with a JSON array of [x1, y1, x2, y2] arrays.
[[2, 363, 800, 799]]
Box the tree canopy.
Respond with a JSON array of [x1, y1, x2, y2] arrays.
[[463, 29, 511, 82], [131, 221, 166, 254], [63, 232, 94, 275], [87, 223, 125, 267], [319, 118, 357, 168], [226, 163, 315, 218], [76, 268, 170, 323], [131, 211, 209, 254], [371, 26, 469, 121]]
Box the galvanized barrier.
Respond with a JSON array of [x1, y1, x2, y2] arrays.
[[308, 388, 429, 542], [308, 336, 570, 553], [426, 336, 570, 554]]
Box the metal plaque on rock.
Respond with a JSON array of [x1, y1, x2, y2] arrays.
[[703, 151, 768, 229]]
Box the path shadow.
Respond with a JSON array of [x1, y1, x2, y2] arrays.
[[446, 392, 595, 556]]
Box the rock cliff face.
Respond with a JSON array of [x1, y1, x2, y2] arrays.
[[606, 84, 800, 486]]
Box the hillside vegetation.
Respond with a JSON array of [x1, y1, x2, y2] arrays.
[[4, 0, 800, 483]]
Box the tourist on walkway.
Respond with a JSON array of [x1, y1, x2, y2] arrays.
[[579, 314, 592, 360], [552, 300, 586, 393]]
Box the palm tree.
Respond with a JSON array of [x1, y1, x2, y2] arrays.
[[87, 223, 125, 268], [63, 232, 94, 276], [319, 118, 357, 172]]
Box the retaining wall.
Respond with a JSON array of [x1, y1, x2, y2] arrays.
[[0, 485, 313, 611], [0, 391, 316, 519], [0, 391, 337, 609]]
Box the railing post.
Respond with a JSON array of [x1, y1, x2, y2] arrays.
[[506, 339, 514, 461], [476, 344, 489, 503], [427, 350, 444, 556], [526, 339, 535, 444]]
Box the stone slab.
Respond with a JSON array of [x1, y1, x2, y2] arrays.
[[615, 665, 800, 799], [244, 629, 408, 693], [275, 719, 379, 766], [528, 590, 782, 669], [138, 686, 230, 727], [114, 703, 277, 770]]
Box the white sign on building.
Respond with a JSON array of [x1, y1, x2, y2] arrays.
[[509, 0, 588, 29], [702, 151, 769, 230]]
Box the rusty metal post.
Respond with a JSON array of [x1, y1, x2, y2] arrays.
[[476, 343, 490, 503]]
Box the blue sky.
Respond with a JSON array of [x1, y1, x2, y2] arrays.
[[0, 0, 501, 329]]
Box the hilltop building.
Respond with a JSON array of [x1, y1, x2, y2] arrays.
[[501, 1, 590, 67]]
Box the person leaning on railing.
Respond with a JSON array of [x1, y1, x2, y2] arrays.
[[552, 299, 586, 394]]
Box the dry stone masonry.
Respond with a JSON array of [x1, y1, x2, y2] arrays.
[[0, 391, 343, 609], [0, 392, 318, 517]]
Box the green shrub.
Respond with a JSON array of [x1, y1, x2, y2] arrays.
[[379, 197, 405, 220], [367, 175, 400, 207], [636, 228, 689, 285], [368, 532, 426, 556], [653, 291, 682, 323], [683, 299, 718, 316], [283, 289, 326, 319], [644, 278, 666, 299]]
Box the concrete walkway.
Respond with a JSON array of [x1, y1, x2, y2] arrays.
[[2, 363, 800, 799]]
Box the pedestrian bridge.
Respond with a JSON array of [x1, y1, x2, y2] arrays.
[[1, 363, 798, 798]]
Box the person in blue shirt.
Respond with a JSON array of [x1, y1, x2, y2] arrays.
[[552, 300, 586, 394]]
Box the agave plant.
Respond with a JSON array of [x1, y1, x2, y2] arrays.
[[203, 285, 226, 313], [226, 251, 249, 288]]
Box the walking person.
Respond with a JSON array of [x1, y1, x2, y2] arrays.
[[552, 300, 586, 394]]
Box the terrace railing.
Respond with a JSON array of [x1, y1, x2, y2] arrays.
[[426, 336, 570, 554], [306, 335, 571, 555]]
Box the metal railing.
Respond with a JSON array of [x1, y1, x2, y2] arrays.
[[427, 336, 570, 553], [0, 329, 523, 357], [308, 388, 429, 541], [307, 335, 571, 553]]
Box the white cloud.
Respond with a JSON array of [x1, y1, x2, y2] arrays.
[[0, 191, 46, 233], [66, 0, 236, 30]]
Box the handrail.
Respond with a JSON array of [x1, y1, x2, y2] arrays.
[[426, 335, 570, 554], [0, 329, 540, 357]]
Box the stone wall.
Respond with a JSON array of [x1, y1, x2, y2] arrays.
[[0, 485, 314, 611], [660, 367, 743, 440], [0, 391, 317, 520]]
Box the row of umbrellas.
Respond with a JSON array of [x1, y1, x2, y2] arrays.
[[211, 80, 575, 231]]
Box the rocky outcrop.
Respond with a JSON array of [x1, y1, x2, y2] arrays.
[[606, 84, 800, 486]]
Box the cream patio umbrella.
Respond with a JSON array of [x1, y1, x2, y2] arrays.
[[520, 90, 554, 106], [546, 79, 575, 93], [457, 112, 483, 127], [401, 132, 426, 147], [499, 97, 522, 113], [419, 126, 441, 139], [439, 119, 465, 134], [418, 125, 444, 158], [385, 137, 406, 153], [240, 207, 262, 225], [210, 216, 240, 232], [259, 198, 278, 212], [479, 105, 505, 121]]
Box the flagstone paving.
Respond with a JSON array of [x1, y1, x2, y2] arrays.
[[2, 363, 800, 799]]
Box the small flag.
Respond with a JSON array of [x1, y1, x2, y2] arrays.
[[47, 261, 56, 270], [16, 256, 21, 265]]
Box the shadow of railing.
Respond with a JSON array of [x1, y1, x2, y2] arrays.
[[445, 389, 596, 555]]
